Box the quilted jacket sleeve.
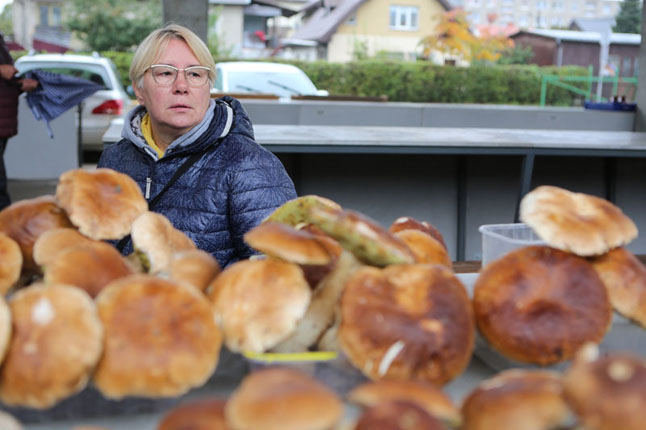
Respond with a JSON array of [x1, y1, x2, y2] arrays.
[[227, 147, 297, 262]]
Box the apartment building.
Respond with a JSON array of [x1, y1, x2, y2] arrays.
[[453, 0, 622, 29]]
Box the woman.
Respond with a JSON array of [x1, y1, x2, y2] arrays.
[[98, 24, 296, 267]]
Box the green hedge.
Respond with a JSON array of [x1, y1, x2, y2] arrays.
[[14, 50, 591, 106], [292, 60, 589, 106]]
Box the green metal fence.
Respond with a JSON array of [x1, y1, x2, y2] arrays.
[[540, 66, 638, 106]]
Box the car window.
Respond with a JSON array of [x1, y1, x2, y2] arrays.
[[16, 62, 111, 90], [224, 70, 318, 96]]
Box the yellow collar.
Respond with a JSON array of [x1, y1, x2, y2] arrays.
[[141, 113, 164, 158]]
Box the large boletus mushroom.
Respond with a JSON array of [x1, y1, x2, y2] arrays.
[[56, 168, 147, 240], [43, 241, 135, 298], [0, 284, 103, 409], [225, 367, 343, 430], [0, 195, 74, 275], [131, 211, 196, 274], [520, 185, 637, 256], [461, 369, 572, 430], [209, 258, 311, 353], [473, 245, 612, 365], [93, 275, 222, 399], [339, 264, 474, 385], [562, 344, 646, 430]]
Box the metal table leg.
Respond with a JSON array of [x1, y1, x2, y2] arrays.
[[515, 152, 535, 222]]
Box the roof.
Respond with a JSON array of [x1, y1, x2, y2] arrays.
[[210, 0, 298, 15], [511, 28, 641, 45], [293, 0, 452, 43], [569, 17, 615, 34]]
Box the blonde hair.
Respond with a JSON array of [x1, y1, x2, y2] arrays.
[[129, 23, 215, 88]]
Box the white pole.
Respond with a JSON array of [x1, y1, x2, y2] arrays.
[[596, 30, 610, 102]]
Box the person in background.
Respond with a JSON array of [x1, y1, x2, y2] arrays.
[[98, 24, 296, 267], [0, 32, 38, 210]]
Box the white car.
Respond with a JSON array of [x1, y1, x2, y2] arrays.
[[212, 61, 328, 99], [15, 52, 131, 152]]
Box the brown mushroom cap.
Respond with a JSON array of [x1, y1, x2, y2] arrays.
[[0, 195, 73, 274], [520, 185, 638, 256], [56, 168, 148, 240], [562, 346, 646, 430], [225, 367, 343, 430], [393, 229, 452, 269], [0, 233, 22, 295], [131, 211, 196, 274], [0, 295, 11, 369], [244, 222, 335, 266], [339, 264, 474, 385], [93, 274, 222, 399], [389, 216, 447, 251], [0, 284, 103, 409], [461, 369, 571, 430], [348, 380, 460, 427], [43, 241, 135, 298], [33, 227, 93, 268], [158, 398, 229, 430], [354, 400, 448, 430], [589, 247, 646, 327], [473, 245, 612, 365], [166, 249, 221, 293], [209, 258, 311, 353]]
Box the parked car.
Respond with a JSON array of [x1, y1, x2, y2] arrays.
[[15, 52, 131, 151], [212, 61, 328, 99]]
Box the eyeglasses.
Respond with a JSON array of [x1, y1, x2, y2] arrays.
[[147, 64, 211, 87]]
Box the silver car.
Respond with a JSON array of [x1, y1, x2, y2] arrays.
[[15, 52, 131, 151]]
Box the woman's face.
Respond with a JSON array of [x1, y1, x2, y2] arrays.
[[134, 38, 211, 140]]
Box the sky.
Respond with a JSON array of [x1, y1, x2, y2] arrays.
[[0, 0, 10, 14]]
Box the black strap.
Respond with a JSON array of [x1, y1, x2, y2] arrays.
[[116, 142, 221, 252]]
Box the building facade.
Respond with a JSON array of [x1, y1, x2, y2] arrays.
[[455, 0, 622, 29]]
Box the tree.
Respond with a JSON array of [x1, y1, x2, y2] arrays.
[[0, 4, 12, 37], [497, 45, 534, 65], [207, 6, 232, 58], [613, 0, 642, 34], [64, 0, 162, 51], [419, 9, 513, 63]]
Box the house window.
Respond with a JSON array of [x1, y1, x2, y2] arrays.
[[52, 7, 62, 26], [40, 5, 49, 26], [622, 56, 633, 77], [389, 6, 419, 31]]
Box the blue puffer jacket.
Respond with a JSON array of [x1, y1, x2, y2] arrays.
[[98, 96, 296, 267]]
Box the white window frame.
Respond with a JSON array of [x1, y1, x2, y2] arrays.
[[389, 5, 419, 31]]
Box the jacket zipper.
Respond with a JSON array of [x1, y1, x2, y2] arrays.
[[145, 177, 152, 199]]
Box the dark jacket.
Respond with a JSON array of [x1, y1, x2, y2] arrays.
[[0, 34, 20, 139], [98, 96, 296, 267]]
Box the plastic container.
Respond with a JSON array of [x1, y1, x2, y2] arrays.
[[479, 223, 545, 267]]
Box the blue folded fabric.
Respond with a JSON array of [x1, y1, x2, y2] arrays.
[[24, 69, 103, 138]]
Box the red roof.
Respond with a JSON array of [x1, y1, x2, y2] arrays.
[[33, 38, 68, 53]]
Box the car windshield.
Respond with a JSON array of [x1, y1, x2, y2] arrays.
[[16, 61, 112, 90], [225, 70, 318, 96]]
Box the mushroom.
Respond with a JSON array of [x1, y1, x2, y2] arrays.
[[225, 367, 343, 430], [56, 168, 147, 240], [0, 284, 103, 409], [93, 275, 222, 399]]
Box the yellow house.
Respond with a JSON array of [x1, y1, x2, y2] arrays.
[[291, 0, 451, 62]]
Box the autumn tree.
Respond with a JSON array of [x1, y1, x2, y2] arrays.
[[420, 9, 513, 63]]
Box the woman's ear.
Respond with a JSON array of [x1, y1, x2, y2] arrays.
[[132, 81, 145, 105]]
